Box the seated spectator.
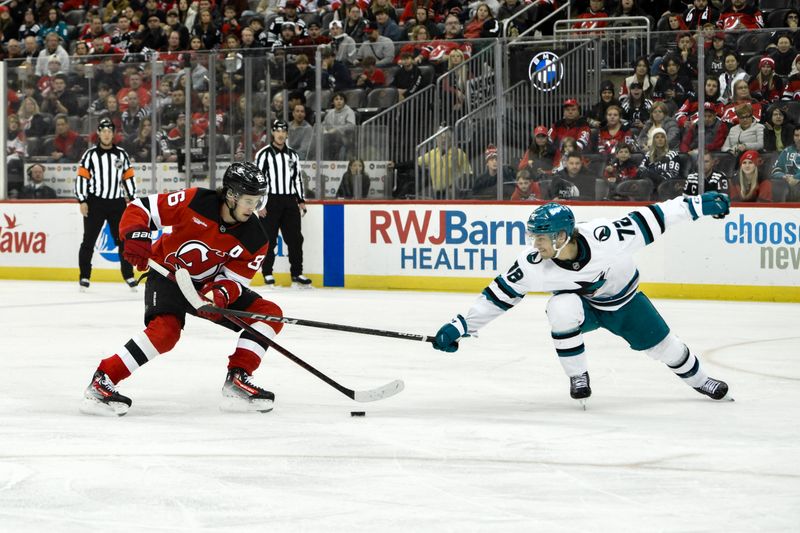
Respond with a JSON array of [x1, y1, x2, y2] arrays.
[[773, 11, 800, 52], [680, 102, 729, 156], [357, 21, 395, 67], [35, 33, 69, 76], [675, 77, 722, 128], [286, 53, 315, 92], [368, 0, 399, 24], [597, 105, 634, 157], [572, 0, 609, 34], [718, 52, 748, 105], [288, 104, 313, 158], [674, 32, 698, 80], [720, 80, 762, 125], [38, 8, 69, 45], [587, 80, 619, 129], [393, 52, 426, 100], [374, 7, 403, 42], [749, 57, 784, 105], [46, 114, 87, 164], [323, 91, 356, 159], [98, 96, 124, 136], [337, 159, 372, 198], [638, 101, 680, 150], [329, 19, 357, 65], [441, 49, 469, 111], [95, 57, 122, 93], [717, 0, 763, 31], [497, 0, 531, 37], [293, 19, 332, 51], [399, 25, 433, 65], [40, 74, 80, 116], [705, 32, 733, 80], [18, 163, 57, 199], [355, 55, 386, 90], [472, 144, 515, 198], [549, 152, 596, 200], [782, 54, 800, 100], [768, 34, 797, 79], [123, 117, 154, 162], [549, 98, 591, 161], [651, 13, 686, 70], [518, 125, 556, 174], [420, 14, 473, 72], [551, 136, 582, 172], [160, 88, 185, 128], [464, 3, 493, 39], [6, 114, 27, 191], [17, 97, 48, 138], [509, 168, 541, 200], [764, 106, 795, 153], [344, 4, 367, 42], [406, 6, 440, 39], [192, 9, 222, 50], [683, 0, 719, 29], [684, 152, 729, 197], [140, 13, 169, 51], [620, 81, 653, 132], [771, 128, 800, 201], [638, 127, 682, 189], [603, 142, 639, 199], [121, 92, 149, 136], [416, 128, 472, 199], [321, 47, 354, 92], [731, 150, 771, 202], [722, 104, 764, 157], [652, 53, 691, 112], [117, 72, 152, 112]]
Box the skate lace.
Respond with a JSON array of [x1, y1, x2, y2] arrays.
[[237, 371, 263, 391], [700, 379, 719, 394], [571, 374, 588, 388], [97, 374, 119, 393]]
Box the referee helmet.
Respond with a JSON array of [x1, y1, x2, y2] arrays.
[[223, 162, 267, 197], [97, 118, 115, 132], [271, 119, 289, 131]]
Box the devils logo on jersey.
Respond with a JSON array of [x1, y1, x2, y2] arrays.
[[164, 240, 228, 281]]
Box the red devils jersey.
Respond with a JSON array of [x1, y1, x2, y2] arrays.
[[121, 188, 268, 286]]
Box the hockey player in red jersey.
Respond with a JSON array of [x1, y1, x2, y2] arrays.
[[80, 162, 285, 416]]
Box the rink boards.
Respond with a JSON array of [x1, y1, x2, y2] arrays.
[[0, 200, 798, 302]]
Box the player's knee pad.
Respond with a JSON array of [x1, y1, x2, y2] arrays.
[[144, 314, 182, 353], [546, 293, 584, 333], [645, 332, 686, 366], [245, 298, 284, 335]]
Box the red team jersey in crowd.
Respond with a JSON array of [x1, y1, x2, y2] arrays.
[[121, 188, 268, 287]]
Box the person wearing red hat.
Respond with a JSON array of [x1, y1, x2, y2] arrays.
[[679, 101, 728, 155], [549, 99, 591, 165], [518, 126, 556, 173], [749, 56, 784, 104], [471, 144, 517, 199], [732, 150, 772, 202]]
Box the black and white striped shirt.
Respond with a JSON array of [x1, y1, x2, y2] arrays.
[[254, 143, 304, 201], [75, 144, 136, 202]]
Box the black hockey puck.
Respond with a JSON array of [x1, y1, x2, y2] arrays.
[[350, 411, 366, 417]]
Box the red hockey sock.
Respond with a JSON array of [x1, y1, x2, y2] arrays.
[[227, 347, 262, 374], [98, 355, 131, 384]]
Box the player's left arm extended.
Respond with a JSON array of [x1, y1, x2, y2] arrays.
[[611, 192, 730, 255]]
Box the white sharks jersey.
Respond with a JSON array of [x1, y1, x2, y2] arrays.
[[460, 197, 696, 334]]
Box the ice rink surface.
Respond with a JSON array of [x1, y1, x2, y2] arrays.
[[0, 279, 798, 533]]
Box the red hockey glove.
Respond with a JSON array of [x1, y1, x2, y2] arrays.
[[198, 279, 242, 321], [122, 227, 152, 271]]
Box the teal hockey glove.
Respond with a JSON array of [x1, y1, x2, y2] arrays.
[[432, 315, 468, 353], [684, 192, 731, 220]]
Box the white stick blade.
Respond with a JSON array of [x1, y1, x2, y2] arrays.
[[353, 379, 405, 403], [174, 268, 206, 310]]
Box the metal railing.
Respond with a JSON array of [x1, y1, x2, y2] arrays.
[[554, 16, 651, 73]]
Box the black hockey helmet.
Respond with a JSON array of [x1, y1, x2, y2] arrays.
[[97, 117, 115, 132], [271, 119, 289, 131], [223, 162, 267, 197]]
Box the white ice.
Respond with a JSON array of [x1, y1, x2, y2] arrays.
[[0, 280, 798, 533]]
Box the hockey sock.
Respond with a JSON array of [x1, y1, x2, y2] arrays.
[[97, 315, 181, 384], [552, 328, 588, 377], [228, 321, 275, 374], [645, 333, 708, 388]]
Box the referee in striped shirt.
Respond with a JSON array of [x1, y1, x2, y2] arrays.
[[75, 118, 137, 291], [254, 119, 311, 287]]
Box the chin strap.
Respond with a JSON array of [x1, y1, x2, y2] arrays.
[[552, 232, 571, 259]]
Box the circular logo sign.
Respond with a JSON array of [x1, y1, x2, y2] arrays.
[[528, 51, 564, 92]]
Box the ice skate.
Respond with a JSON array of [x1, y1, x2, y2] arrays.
[[694, 377, 733, 401], [570, 372, 591, 410], [125, 278, 139, 292], [263, 274, 276, 289], [291, 275, 313, 289], [80, 370, 132, 416], [220, 368, 275, 413], [79, 278, 90, 292]]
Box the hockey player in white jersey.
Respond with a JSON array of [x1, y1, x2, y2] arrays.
[[432, 192, 733, 405]]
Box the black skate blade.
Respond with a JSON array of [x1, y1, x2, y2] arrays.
[[80, 397, 129, 417]]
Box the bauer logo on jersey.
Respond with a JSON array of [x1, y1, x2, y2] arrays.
[[594, 226, 611, 242], [528, 51, 563, 92], [164, 240, 231, 280]]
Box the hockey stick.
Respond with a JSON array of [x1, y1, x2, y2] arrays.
[[148, 260, 404, 402]]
